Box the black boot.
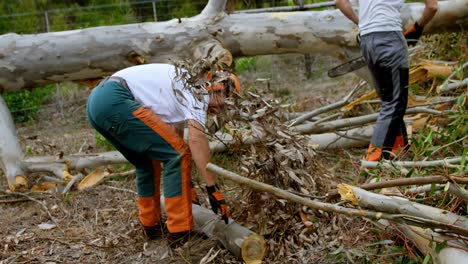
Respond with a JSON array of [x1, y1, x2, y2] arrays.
[[142, 224, 164, 240], [168, 231, 192, 248]]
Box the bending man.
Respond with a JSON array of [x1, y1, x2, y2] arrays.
[[86, 63, 240, 244]]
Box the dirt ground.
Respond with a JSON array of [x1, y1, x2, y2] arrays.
[[1, 55, 397, 264]]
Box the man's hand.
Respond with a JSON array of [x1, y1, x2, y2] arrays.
[[404, 22, 424, 46], [206, 184, 230, 224]]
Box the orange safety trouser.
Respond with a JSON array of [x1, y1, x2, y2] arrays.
[[133, 107, 193, 233], [87, 79, 193, 233]]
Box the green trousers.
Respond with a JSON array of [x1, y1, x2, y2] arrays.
[[86, 78, 193, 232]]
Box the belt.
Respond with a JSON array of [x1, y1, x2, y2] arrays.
[[107, 76, 130, 90]]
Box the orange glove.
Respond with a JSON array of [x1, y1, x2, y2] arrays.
[[206, 184, 230, 224], [404, 22, 424, 46]]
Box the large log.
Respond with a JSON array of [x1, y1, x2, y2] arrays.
[[0, 0, 467, 92], [160, 197, 266, 262]]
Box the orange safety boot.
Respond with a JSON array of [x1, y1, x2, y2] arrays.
[[391, 135, 407, 157], [365, 144, 383, 161]]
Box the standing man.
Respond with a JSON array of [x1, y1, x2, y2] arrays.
[[86, 63, 240, 243], [335, 0, 438, 161]]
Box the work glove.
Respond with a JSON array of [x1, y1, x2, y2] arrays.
[[404, 22, 424, 46], [206, 184, 230, 224]]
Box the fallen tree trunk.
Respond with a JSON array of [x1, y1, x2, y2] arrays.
[[160, 197, 266, 262], [0, 0, 467, 91]]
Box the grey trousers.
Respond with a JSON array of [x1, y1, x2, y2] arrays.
[[360, 31, 409, 152]]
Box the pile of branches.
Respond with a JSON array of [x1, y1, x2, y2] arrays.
[[207, 49, 467, 262]]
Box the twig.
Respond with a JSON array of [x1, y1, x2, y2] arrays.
[[437, 62, 468, 93], [287, 81, 365, 127], [406, 184, 445, 195], [361, 157, 462, 168], [438, 79, 468, 93], [327, 175, 468, 198], [293, 107, 442, 135], [308, 112, 343, 126], [103, 185, 137, 195], [446, 182, 468, 201], [62, 173, 84, 194], [0, 198, 31, 203], [424, 136, 467, 161]]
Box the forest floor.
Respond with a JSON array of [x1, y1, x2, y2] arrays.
[[1, 54, 411, 264]]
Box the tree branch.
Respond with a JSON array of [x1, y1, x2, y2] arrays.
[[207, 163, 468, 236]]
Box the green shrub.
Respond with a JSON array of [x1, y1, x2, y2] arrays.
[[235, 57, 259, 73], [3, 85, 54, 123]]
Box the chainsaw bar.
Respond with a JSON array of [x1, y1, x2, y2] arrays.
[[327, 56, 367, 78]]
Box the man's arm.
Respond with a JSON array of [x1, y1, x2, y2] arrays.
[[335, 0, 359, 25], [418, 0, 438, 27], [187, 119, 216, 186], [404, 0, 438, 46]]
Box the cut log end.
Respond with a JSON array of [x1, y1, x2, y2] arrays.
[[337, 183, 358, 205], [241, 233, 266, 264], [7, 175, 29, 192]]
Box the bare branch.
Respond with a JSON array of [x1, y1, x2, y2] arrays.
[[207, 163, 468, 236]]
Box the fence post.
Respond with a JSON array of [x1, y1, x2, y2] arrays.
[[298, 0, 305, 10], [304, 54, 313, 79], [152, 0, 158, 21], [44, 11, 50, 32], [45, 11, 65, 117]]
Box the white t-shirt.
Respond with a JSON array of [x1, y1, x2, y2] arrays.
[[112, 64, 209, 126], [358, 0, 404, 36]]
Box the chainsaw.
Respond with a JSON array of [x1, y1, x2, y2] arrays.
[[327, 56, 367, 78], [327, 44, 419, 78]]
